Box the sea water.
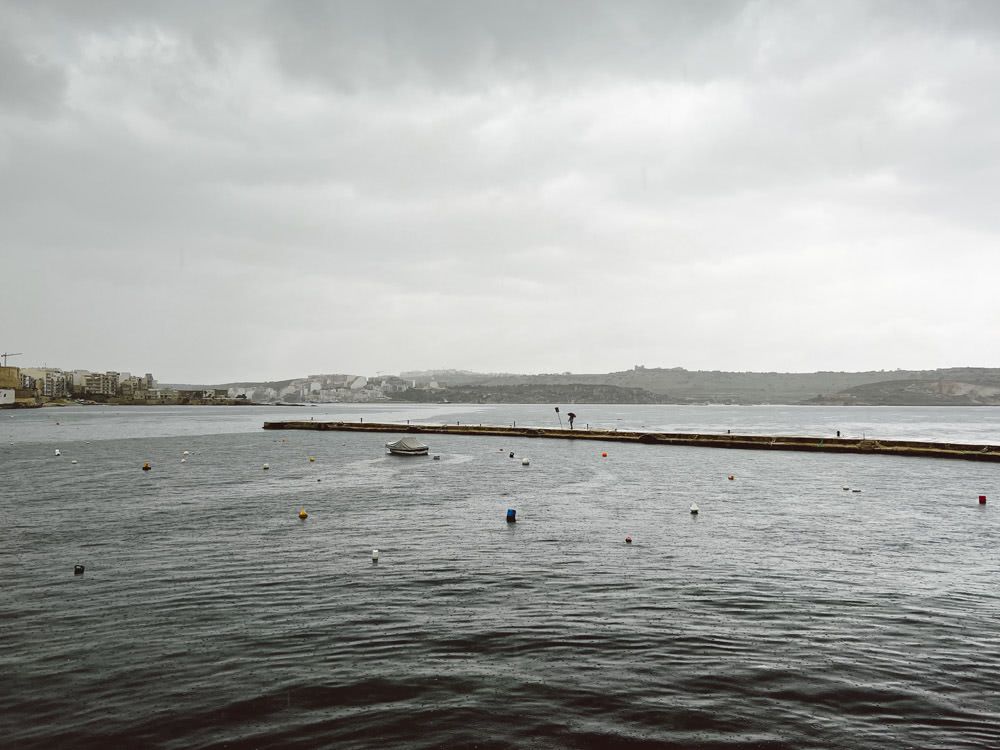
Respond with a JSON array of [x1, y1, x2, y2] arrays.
[[2, 405, 998, 748]]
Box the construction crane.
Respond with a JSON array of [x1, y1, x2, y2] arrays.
[[0, 352, 23, 367]]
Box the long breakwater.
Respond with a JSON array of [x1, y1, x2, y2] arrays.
[[262, 420, 1000, 462]]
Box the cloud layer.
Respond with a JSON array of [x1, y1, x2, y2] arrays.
[[3, 1, 999, 381]]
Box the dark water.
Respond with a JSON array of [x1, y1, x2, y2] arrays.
[[3, 406, 999, 748]]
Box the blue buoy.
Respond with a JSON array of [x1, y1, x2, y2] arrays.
[[506, 508, 517, 523]]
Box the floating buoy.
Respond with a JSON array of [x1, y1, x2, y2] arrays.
[[372, 548, 380, 562], [181, 458, 187, 463], [71, 459, 78, 464], [298, 507, 308, 520], [506, 508, 517, 523], [263, 463, 270, 470], [74, 564, 85, 575], [54, 449, 61, 456], [980, 495, 987, 505], [142, 462, 151, 471], [690, 503, 699, 514], [308, 456, 315, 462], [183, 450, 190, 456], [601, 452, 608, 458], [728, 475, 734, 481], [509, 451, 514, 458], [317, 478, 321, 482], [625, 536, 632, 544], [433, 455, 441, 460], [521, 457, 530, 466], [852, 489, 862, 493], [842, 486, 850, 491]]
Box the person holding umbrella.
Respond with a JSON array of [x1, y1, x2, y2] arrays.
[[567, 412, 576, 430]]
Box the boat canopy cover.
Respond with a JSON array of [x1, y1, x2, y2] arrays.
[[385, 437, 428, 451]]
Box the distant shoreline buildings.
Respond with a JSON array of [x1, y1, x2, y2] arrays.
[[226, 374, 426, 404], [0, 363, 436, 407]]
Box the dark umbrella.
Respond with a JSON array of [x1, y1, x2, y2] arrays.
[[567, 412, 576, 429]]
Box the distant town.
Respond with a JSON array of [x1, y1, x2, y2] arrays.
[[0, 361, 434, 408]]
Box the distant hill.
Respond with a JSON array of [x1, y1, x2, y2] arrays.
[[172, 366, 1000, 405], [396, 383, 668, 404], [406, 366, 1000, 405], [805, 378, 1000, 406]]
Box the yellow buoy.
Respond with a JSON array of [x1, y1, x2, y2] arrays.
[[308, 456, 315, 462], [142, 462, 151, 471], [298, 507, 308, 520]]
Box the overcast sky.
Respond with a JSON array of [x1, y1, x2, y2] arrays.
[[2, 1, 999, 382]]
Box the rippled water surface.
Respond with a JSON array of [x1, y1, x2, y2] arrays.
[[3, 405, 999, 749]]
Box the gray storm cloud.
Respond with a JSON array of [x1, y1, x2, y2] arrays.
[[2, 1, 999, 381]]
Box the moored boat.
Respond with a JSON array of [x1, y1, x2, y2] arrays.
[[385, 437, 429, 456]]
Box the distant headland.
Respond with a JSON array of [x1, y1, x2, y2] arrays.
[[209, 365, 1000, 406]]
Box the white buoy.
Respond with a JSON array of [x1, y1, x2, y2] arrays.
[[183, 450, 190, 456], [521, 457, 530, 466], [263, 463, 270, 470], [181, 458, 187, 463], [54, 449, 61, 456], [71, 459, 78, 464], [372, 548, 380, 562], [690, 503, 699, 514]]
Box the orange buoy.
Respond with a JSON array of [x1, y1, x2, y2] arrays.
[[142, 462, 151, 471], [298, 507, 308, 520]]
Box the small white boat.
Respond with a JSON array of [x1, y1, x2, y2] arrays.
[[385, 437, 429, 456]]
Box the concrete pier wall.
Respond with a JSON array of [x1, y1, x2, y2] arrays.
[[262, 421, 1000, 463]]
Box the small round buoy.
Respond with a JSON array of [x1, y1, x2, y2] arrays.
[[71, 459, 78, 464], [509, 451, 514, 458], [308, 456, 315, 462], [183, 450, 190, 456], [521, 457, 530, 466], [298, 507, 308, 520], [74, 564, 85, 575], [979, 495, 987, 505], [181, 458, 187, 463], [263, 463, 270, 470], [54, 449, 61, 456], [372, 548, 380, 562], [601, 452, 608, 458], [317, 478, 321, 482], [625, 536, 632, 544], [506, 508, 517, 523], [690, 503, 699, 514], [728, 475, 734, 481], [142, 462, 151, 471], [842, 486, 850, 491]]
